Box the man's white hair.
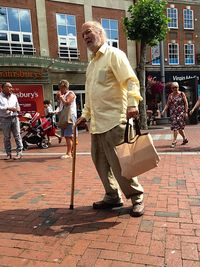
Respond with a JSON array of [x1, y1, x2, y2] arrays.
[[84, 21, 107, 42]]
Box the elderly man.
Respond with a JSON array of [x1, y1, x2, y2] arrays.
[[0, 82, 23, 160], [77, 21, 144, 217]]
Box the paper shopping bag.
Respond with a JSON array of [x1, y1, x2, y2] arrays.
[[116, 119, 160, 179]]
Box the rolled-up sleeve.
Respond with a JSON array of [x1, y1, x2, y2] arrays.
[[111, 50, 142, 108], [127, 78, 143, 107]]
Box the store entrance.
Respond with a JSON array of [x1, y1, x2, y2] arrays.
[[179, 78, 198, 124]]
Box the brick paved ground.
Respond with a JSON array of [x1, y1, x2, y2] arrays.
[[0, 124, 200, 267]]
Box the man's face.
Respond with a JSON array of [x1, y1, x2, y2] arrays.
[[82, 23, 103, 53], [2, 82, 12, 96]]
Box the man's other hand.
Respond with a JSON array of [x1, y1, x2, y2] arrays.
[[127, 106, 139, 119], [76, 116, 86, 126]]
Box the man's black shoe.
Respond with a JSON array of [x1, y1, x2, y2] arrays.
[[130, 202, 144, 217], [93, 200, 123, 210]]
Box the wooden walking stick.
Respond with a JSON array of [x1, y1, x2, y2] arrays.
[[69, 124, 77, 210]]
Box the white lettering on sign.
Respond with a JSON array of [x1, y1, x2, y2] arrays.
[[173, 75, 199, 81], [15, 92, 39, 99]]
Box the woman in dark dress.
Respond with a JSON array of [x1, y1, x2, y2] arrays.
[[161, 82, 189, 148]]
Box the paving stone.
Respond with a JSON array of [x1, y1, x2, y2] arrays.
[[176, 179, 186, 186], [36, 181, 52, 184], [10, 192, 26, 199], [155, 211, 179, 217], [29, 195, 44, 204], [140, 220, 154, 232], [152, 177, 161, 184]]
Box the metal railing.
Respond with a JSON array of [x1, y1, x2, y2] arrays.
[[0, 43, 36, 55], [58, 46, 80, 61]]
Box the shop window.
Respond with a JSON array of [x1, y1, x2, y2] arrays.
[[183, 8, 194, 30], [101, 18, 119, 48], [184, 43, 194, 65], [0, 6, 35, 55], [168, 43, 179, 65], [56, 13, 79, 60], [167, 7, 178, 29]]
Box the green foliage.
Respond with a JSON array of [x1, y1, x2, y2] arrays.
[[124, 0, 169, 46]]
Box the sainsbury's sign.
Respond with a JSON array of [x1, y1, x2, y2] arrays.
[[0, 84, 44, 117], [13, 84, 44, 117], [0, 70, 43, 79]]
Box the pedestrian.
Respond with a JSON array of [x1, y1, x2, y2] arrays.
[[0, 82, 23, 160], [56, 80, 77, 159], [76, 21, 144, 217], [43, 99, 62, 145], [161, 82, 189, 148], [189, 96, 200, 116]]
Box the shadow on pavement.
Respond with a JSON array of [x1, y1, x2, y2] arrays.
[[0, 156, 62, 163], [0, 206, 129, 237], [156, 144, 200, 153]]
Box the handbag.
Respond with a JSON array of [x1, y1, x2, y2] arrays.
[[116, 119, 160, 179], [57, 105, 73, 129]]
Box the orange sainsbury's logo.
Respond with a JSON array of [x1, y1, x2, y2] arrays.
[[0, 70, 43, 79]]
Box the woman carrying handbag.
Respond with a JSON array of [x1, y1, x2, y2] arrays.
[[161, 82, 189, 148], [56, 79, 77, 159]]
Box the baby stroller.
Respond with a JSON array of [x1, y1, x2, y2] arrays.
[[21, 112, 55, 149]]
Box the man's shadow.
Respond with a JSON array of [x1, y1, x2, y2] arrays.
[[0, 206, 130, 237]]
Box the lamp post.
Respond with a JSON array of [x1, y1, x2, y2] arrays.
[[156, 0, 166, 115], [159, 40, 166, 111]]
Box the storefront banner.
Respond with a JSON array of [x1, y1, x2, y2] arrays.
[[13, 84, 44, 115], [146, 71, 200, 83], [10, 84, 44, 118]]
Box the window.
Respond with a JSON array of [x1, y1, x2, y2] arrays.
[[151, 45, 160, 65], [56, 13, 79, 60], [101, 18, 119, 48], [183, 9, 194, 29], [0, 6, 35, 55], [168, 43, 179, 65], [0, 7, 8, 31], [184, 43, 194, 65], [167, 7, 178, 28]]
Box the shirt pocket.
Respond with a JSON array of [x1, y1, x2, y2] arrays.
[[98, 69, 107, 84]]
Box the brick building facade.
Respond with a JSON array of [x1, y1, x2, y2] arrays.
[[146, 0, 200, 83], [0, 0, 134, 116], [0, 0, 200, 117]]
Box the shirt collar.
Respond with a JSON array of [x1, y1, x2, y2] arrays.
[[91, 42, 108, 60], [2, 92, 11, 98]]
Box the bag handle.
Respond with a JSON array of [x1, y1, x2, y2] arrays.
[[124, 118, 141, 143]]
